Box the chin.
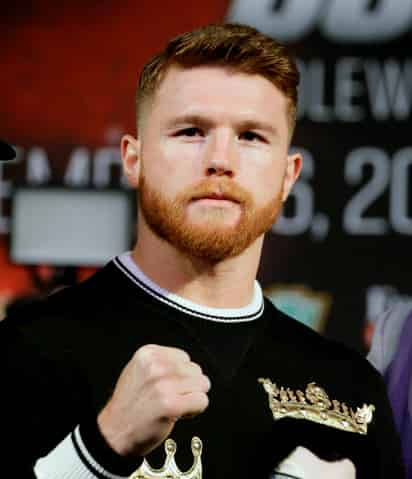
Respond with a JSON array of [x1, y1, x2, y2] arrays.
[[187, 213, 242, 229]]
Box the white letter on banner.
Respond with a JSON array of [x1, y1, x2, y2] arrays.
[[364, 59, 412, 121], [226, 0, 324, 41], [93, 147, 121, 188], [335, 58, 365, 122], [26, 147, 51, 185], [64, 147, 91, 187], [321, 0, 412, 43]]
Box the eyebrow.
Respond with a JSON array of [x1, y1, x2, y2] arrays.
[[166, 114, 214, 130], [166, 113, 278, 136], [238, 119, 278, 136]]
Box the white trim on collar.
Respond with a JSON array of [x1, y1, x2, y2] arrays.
[[114, 252, 264, 323]]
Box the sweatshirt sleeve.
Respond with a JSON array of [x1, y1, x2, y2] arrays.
[[1, 320, 143, 479], [34, 421, 142, 479]]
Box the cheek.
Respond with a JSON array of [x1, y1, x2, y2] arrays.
[[257, 178, 285, 205], [240, 160, 286, 204], [142, 144, 199, 197], [153, 141, 201, 177]]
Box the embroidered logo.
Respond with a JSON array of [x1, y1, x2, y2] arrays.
[[129, 437, 203, 479], [259, 378, 375, 435]]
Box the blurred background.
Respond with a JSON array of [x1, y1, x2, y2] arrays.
[[1, 0, 411, 354]]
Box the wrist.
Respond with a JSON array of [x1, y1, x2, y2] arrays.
[[97, 406, 137, 457], [83, 414, 143, 475]]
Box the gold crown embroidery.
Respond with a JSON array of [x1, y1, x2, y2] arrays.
[[259, 378, 375, 435], [129, 437, 203, 479]]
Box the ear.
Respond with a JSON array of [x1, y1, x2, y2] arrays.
[[282, 151, 303, 202], [121, 134, 141, 188]]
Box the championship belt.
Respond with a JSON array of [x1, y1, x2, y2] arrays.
[[129, 437, 202, 479]]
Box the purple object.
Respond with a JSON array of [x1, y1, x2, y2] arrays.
[[385, 312, 412, 477]]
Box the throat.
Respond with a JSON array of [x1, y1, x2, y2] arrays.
[[177, 276, 254, 309], [131, 227, 264, 310]]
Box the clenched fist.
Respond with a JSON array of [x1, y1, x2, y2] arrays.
[[97, 344, 210, 457]]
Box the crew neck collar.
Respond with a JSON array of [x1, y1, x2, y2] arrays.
[[113, 252, 264, 323]]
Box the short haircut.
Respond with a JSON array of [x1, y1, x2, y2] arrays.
[[136, 23, 300, 134]]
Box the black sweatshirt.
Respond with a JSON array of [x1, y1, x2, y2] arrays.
[[0, 253, 404, 478]]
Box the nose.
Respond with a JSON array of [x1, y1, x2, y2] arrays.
[[204, 131, 236, 178]]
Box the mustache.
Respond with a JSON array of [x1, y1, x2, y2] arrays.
[[180, 179, 251, 204]]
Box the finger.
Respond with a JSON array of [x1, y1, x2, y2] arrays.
[[138, 344, 191, 364], [160, 374, 211, 398], [166, 391, 210, 421], [161, 346, 192, 363], [174, 361, 204, 379], [179, 391, 210, 417], [180, 374, 211, 394]]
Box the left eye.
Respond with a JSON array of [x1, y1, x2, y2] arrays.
[[239, 131, 263, 142], [175, 127, 203, 137]]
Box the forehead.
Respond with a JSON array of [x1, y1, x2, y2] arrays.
[[149, 65, 289, 131]]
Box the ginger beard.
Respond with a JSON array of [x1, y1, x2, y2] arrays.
[[138, 172, 284, 263]]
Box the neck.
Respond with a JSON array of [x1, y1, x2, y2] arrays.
[[132, 222, 263, 309]]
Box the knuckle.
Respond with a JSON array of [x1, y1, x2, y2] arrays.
[[160, 395, 179, 418], [188, 392, 209, 414], [147, 360, 167, 380], [136, 345, 169, 379], [202, 375, 211, 391], [190, 362, 203, 375], [180, 349, 191, 362], [135, 344, 157, 364], [199, 392, 209, 411], [152, 377, 168, 398]]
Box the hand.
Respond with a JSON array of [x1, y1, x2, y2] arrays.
[[97, 344, 210, 457]]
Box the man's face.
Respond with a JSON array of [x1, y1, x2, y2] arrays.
[[130, 65, 301, 262]]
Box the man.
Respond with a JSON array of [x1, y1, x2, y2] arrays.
[[368, 301, 412, 478], [0, 24, 404, 478]]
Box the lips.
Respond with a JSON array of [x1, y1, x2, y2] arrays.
[[192, 192, 240, 203]]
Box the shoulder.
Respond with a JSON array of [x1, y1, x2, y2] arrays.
[[260, 300, 394, 435], [263, 297, 383, 380], [3, 261, 123, 323], [0, 261, 125, 353], [263, 298, 353, 354], [367, 300, 412, 373]]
